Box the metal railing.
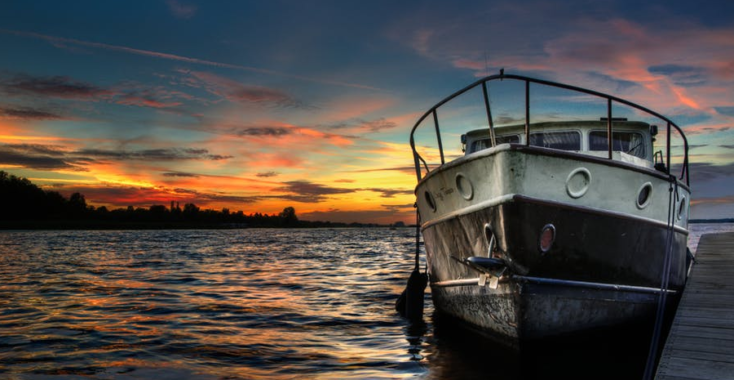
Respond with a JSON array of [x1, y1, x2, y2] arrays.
[[409, 73, 690, 186]]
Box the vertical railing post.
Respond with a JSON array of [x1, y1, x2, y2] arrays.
[[525, 81, 530, 146], [607, 99, 613, 159], [413, 151, 422, 181], [666, 122, 671, 176], [482, 81, 496, 147], [433, 110, 445, 165]]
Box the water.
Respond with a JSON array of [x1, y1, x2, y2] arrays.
[[0, 225, 732, 379]]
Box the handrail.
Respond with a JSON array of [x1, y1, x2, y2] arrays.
[[409, 72, 690, 186]]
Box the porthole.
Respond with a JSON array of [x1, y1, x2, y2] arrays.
[[425, 191, 437, 212], [566, 168, 591, 199], [636, 182, 653, 209], [455, 173, 474, 200], [678, 196, 687, 220]]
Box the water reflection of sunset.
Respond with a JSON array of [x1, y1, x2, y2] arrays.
[[0, 229, 429, 379]]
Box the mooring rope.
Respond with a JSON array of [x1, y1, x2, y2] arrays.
[[643, 175, 679, 380], [414, 208, 421, 272]]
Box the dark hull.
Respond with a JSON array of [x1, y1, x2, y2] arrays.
[[424, 195, 687, 341]]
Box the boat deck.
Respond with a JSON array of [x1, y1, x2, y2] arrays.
[[655, 232, 734, 380]]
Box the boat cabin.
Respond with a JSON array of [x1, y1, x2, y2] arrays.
[[461, 119, 658, 169]]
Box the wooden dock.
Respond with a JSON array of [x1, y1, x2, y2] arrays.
[[656, 232, 734, 380]]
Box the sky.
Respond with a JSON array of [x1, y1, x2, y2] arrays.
[[1, 0, 734, 224]]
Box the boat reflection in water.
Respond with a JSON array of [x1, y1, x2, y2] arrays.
[[408, 72, 691, 344], [407, 310, 654, 379]]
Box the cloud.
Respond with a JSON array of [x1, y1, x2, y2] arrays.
[[0, 30, 381, 91], [276, 180, 355, 203], [224, 121, 354, 149], [236, 126, 293, 137], [688, 162, 734, 181], [186, 71, 306, 108], [0, 143, 235, 172], [166, 0, 197, 19], [1, 72, 196, 111], [162, 171, 199, 177], [116, 89, 184, 108], [648, 64, 708, 87], [52, 183, 260, 208], [256, 171, 279, 178], [0, 143, 85, 170], [715, 107, 734, 117], [0, 105, 65, 120], [327, 118, 397, 133], [0, 73, 112, 99], [364, 188, 413, 198], [75, 147, 232, 161]]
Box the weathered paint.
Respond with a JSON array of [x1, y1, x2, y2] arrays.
[[419, 146, 689, 342]]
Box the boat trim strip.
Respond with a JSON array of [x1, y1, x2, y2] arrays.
[[432, 275, 678, 295]]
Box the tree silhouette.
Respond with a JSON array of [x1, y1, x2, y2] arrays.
[[279, 206, 299, 226], [0, 171, 384, 228]]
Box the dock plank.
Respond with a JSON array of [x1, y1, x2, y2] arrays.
[[656, 232, 734, 380]]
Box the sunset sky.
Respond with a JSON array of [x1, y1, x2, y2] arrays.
[[1, 0, 734, 224]]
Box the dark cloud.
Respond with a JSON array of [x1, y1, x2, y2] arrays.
[[687, 162, 734, 182], [0, 143, 233, 171], [495, 115, 523, 125], [55, 184, 261, 208], [75, 147, 232, 161], [187, 71, 309, 109], [116, 91, 182, 108], [715, 107, 734, 117], [2, 143, 67, 156], [584, 71, 640, 92], [365, 188, 413, 198], [0, 73, 112, 99], [162, 171, 200, 178], [352, 166, 419, 176], [648, 65, 707, 87], [276, 180, 355, 203], [236, 127, 292, 137], [256, 171, 279, 178], [0, 105, 64, 120], [328, 118, 397, 133], [228, 86, 301, 108], [0, 144, 83, 170]]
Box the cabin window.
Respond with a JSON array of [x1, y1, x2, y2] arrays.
[[589, 131, 646, 158], [529, 131, 581, 151], [470, 135, 520, 153]]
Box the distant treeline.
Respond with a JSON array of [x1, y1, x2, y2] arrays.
[[0, 171, 386, 229]]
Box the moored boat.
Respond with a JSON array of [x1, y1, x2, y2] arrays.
[[409, 73, 691, 342]]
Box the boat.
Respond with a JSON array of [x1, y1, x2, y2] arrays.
[[408, 72, 691, 342]]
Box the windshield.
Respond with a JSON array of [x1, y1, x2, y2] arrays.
[[589, 131, 645, 158], [530, 131, 581, 151]]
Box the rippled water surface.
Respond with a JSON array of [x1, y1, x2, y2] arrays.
[[0, 225, 731, 379]]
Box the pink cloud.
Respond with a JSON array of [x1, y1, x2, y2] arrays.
[[185, 71, 304, 108]]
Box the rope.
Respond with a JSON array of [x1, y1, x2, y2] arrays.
[[414, 208, 421, 272], [643, 175, 679, 380]]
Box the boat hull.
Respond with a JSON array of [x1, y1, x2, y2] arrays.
[[418, 146, 689, 341]]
